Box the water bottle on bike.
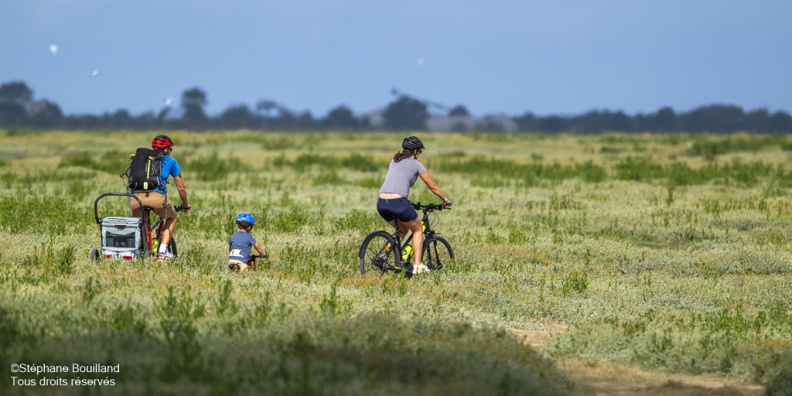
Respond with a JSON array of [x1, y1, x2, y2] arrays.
[[401, 245, 413, 262]]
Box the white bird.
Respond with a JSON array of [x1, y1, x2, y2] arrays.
[[49, 44, 58, 55]]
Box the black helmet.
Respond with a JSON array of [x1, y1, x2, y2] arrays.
[[402, 136, 425, 151]]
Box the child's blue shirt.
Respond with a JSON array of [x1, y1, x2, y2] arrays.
[[228, 231, 256, 261]]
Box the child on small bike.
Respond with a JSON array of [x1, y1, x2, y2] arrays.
[[228, 212, 266, 272]]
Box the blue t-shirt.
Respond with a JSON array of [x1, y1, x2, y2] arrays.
[[153, 156, 181, 195], [228, 231, 257, 262]]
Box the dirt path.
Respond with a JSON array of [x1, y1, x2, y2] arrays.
[[509, 327, 765, 396]]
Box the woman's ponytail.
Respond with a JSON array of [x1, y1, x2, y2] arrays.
[[393, 149, 412, 163]]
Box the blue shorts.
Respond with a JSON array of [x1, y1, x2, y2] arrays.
[[377, 198, 418, 223]]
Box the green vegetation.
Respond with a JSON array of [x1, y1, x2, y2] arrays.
[[1, 130, 791, 394]]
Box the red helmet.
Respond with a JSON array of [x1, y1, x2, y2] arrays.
[[151, 135, 174, 150]]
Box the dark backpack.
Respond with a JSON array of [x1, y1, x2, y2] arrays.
[[124, 148, 164, 191]]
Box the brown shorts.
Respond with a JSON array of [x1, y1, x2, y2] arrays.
[[130, 191, 176, 221], [228, 259, 249, 272]]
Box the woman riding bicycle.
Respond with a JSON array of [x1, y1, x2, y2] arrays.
[[377, 136, 451, 274]]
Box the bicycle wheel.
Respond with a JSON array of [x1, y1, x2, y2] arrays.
[[168, 237, 178, 258], [359, 231, 398, 275], [422, 235, 454, 271]]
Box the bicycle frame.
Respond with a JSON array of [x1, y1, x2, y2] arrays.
[[393, 208, 435, 262], [142, 204, 184, 256], [247, 254, 269, 271], [142, 207, 165, 254], [390, 202, 445, 267]]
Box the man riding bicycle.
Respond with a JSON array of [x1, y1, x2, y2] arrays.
[[376, 136, 451, 274], [129, 135, 191, 261]]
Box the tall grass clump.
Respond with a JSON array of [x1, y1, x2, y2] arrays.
[[187, 150, 252, 181], [685, 134, 792, 159], [273, 152, 379, 173], [435, 156, 604, 186], [613, 156, 784, 187], [58, 150, 129, 175]]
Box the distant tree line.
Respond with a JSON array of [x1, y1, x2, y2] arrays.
[[512, 106, 792, 134], [1, 80, 790, 133]]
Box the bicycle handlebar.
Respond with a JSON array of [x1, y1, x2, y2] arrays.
[[410, 201, 451, 212]]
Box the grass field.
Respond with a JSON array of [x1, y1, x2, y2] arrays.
[[1, 130, 791, 395]]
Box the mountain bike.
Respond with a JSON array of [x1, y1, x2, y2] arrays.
[[358, 202, 454, 277]]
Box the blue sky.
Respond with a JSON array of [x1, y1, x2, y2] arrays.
[[2, 1, 791, 117]]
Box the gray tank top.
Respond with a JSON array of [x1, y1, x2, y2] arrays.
[[378, 158, 427, 198]]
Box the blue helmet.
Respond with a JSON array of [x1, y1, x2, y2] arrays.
[[235, 212, 255, 227]]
